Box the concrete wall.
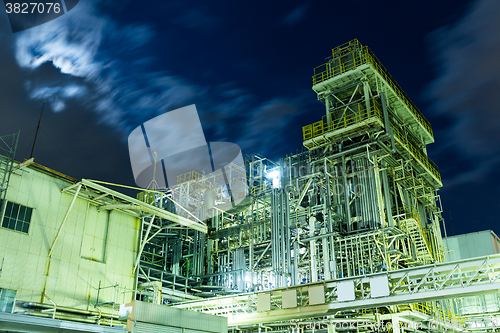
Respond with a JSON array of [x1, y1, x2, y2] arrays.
[[0, 162, 139, 309], [444, 230, 500, 262]]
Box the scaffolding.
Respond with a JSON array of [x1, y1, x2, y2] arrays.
[[0, 131, 19, 223]]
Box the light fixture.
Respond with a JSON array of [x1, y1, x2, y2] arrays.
[[266, 168, 280, 188]]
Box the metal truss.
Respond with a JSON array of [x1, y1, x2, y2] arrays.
[[61, 179, 207, 233], [173, 254, 500, 326]]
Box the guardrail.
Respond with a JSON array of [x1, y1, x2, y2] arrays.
[[312, 40, 433, 139], [411, 302, 466, 328], [391, 123, 441, 183], [302, 98, 383, 141]]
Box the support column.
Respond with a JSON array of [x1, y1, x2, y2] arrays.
[[391, 315, 401, 333], [326, 95, 332, 129]]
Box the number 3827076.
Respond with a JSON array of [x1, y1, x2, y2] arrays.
[[5, 2, 61, 14]]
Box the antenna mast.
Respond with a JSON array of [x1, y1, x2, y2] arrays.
[[30, 101, 45, 159]]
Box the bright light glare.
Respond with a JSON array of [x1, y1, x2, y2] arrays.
[[266, 168, 280, 188], [266, 169, 280, 180]]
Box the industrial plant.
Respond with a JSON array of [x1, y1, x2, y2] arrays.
[[0, 39, 499, 332]]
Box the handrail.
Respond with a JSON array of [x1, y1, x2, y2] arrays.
[[302, 98, 383, 141], [312, 42, 433, 139], [411, 302, 466, 327], [391, 122, 441, 183]]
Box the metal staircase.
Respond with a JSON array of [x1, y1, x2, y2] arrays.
[[401, 218, 434, 264]]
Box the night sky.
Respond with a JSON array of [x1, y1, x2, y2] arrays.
[[0, 0, 498, 237]]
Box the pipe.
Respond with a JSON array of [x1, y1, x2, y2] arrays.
[[28, 311, 124, 327], [21, 302, 119, 319]]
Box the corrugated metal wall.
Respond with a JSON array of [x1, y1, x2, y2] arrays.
[[133, 322, 181, 333], [130, 301, 227, 333]]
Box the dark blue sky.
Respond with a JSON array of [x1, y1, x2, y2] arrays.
[[1, 0, 499, 236]]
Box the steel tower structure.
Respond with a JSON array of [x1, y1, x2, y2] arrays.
[[129, 40, 488, 332], [135, 40, 445, 298]]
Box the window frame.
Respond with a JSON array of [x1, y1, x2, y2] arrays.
[[0, 200, 33, 234]]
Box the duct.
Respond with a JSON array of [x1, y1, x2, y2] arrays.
[[232, 248, 245, 291]]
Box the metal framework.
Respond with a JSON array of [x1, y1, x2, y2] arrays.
[[115, 40, 484, 331], [173, 254, 500, 326], [136, 40, 445, 295], [0, 131, 19, 223]]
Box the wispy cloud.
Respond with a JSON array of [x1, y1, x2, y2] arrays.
[[283, 3, 310, 26], [11, 0, 308, 160], [426, 0, 500, 187]]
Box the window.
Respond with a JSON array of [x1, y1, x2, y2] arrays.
[[0, 200, 33, 234], [0, 289, 16, 313]]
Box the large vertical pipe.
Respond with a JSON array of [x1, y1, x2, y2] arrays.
[[353, 160, 359, 229], [363, 80, 372, 113], [249, 201, 254, 279], [272, 191, 276, 278], [326, 95, 332, 129], [381, 161, 393, 227], [293, 241, 299, 286], [368, 159, 379, 228], [341, 156, 351, 232], [322, 228, 331, 280], [373, 157, 387, 228], [325, 161, 335, 255], [381, 92, 395, 150], [309, 216, 317, 282], [360, 158, 370, 229], [280, 164, 286, 287], [285, 185, 291, 286]]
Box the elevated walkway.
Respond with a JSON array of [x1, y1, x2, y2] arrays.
[[174, 254, 500, 326]]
